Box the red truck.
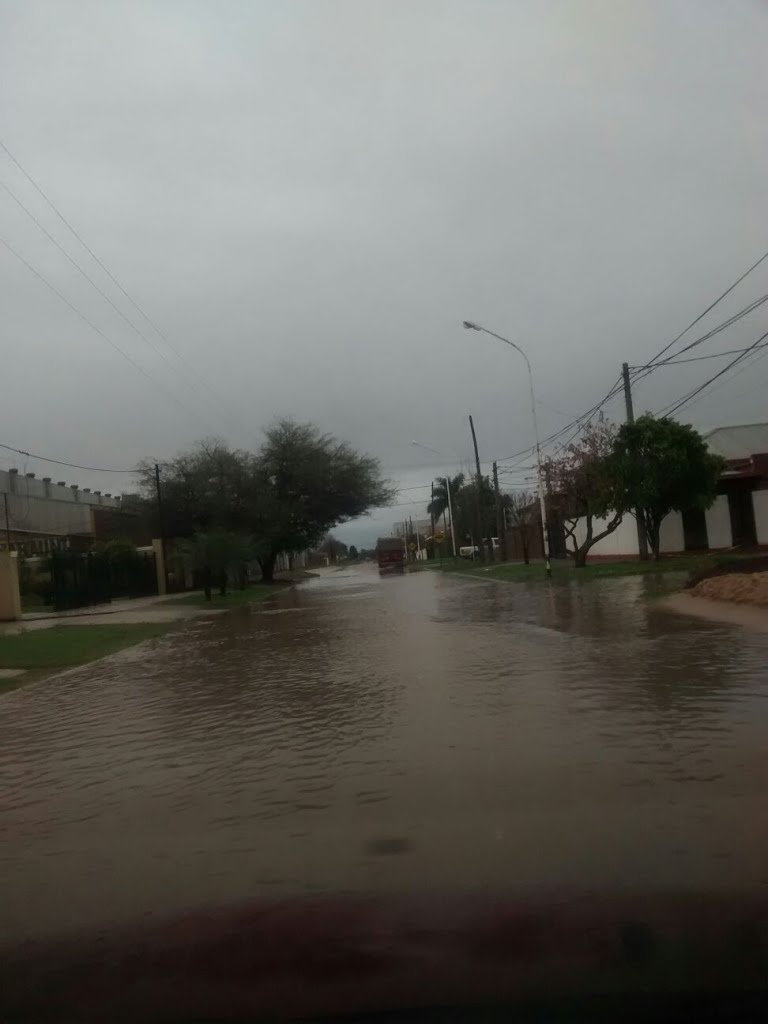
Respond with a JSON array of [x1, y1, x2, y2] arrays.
[[376, 536, 405, 573]]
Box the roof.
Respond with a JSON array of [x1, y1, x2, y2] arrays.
[[703, 423, 768, 460]]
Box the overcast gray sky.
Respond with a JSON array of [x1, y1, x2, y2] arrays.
[[2, 0, 768, 546]]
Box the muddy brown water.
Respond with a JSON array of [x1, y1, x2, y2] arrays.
[[3, 566, 768, 942]]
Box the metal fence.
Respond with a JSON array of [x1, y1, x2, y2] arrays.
[[46, 550, 157, 611]]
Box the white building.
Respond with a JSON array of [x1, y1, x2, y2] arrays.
[[573, 422, 768, 557]]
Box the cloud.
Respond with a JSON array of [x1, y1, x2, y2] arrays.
[[2, 0, 767, 537]]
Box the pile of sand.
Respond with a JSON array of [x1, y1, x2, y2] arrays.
[[690, 571, 768, 607]]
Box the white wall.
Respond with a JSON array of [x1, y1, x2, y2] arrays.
[[0, 470, 120, 508], [572, 514, 641, 557], [659, 512, 684, 553], [753, 490, 768, 545], [572, 490, 766, 557], [705, 495, 732, 549], [3, 492, 93, 536], [572, 511, 687, 556]]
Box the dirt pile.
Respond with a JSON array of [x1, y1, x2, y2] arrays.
[[690, 571, 768, 607]]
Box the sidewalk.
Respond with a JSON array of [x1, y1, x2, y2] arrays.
[[2, 592, 220, 636]]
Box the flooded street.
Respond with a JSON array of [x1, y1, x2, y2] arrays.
[[3, 567, 768, 942]]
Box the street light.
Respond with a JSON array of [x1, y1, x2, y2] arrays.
[[410, 440, 457, 557], [462, 320, 552, 576]]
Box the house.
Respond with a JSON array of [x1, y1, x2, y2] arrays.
[[702, 423, 768, 548], [571, 422, 768, 557]]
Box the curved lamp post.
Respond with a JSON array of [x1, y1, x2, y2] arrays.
[[462, 321, 551, 577]]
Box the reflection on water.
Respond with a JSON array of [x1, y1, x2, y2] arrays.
[[3, 566, 768, 940]]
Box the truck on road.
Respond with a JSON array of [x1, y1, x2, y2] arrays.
[[376, 537, 405, 574]]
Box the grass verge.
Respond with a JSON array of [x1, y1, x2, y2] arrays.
[[437, 553, 733, 583], [160, 582, 286, 608], [0, 622, 174, 685]]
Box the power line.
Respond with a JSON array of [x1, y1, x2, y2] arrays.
[[525, 253, 768, 461], [497, 375, 625, 464], [0, 442, 135, 474], [660, 327, 768, 418], [0, 173, 237, 434], [0, 137, 241, 430], [407, 264, 767, 474], [479, 252, 768, 465], [0, 173, 237, 436], [638, 245, 768, 370], [628, 290, 768, 400], [661, 291, 768, 361], [630, 339, 768, 369], [0, 232, 216, 431]]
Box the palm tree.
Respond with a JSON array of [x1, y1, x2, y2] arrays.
[[427, 474, 464, 536]]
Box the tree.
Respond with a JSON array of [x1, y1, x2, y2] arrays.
[[548, 422, 625, 568], [348, 544, 359, 560], [140, 422, 393, 586], [180, 530, 253, 600], [450, 476, 496, 547], [319, 533, 349, 564], [611, 415, 724, 560], [249, 420, 394, 582], [505, 489, 538, 565], [137, 441, 257, 540], [427, 474, 464, 534]]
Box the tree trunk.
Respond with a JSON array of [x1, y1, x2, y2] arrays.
[[258, 551, 278, 583], [574, 515, 594, 568], [648, 523, 661, 561], [219, 572, 227, 597], [572, 511, 623, 568], [203, 566, 212, 602]]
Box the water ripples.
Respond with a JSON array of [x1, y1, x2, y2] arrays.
[[3, 567, 768, 939]]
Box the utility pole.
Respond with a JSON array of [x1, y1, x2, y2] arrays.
[[543, 460, 554, 559], [468, 415, 491, 562], [430, 482, 436, 563], [154, 462, 169, 591], [445, 477, 457, 558], [410, 515, 421, 560], [492, 461, 508, 562], [3, 492, 11, 551], [621, 362, 649, 560]]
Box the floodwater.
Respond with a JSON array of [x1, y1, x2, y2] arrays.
[[3, 566, 768, 942]]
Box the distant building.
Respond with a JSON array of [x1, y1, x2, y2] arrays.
[[0, 469, 137, 555], [393, 518, 432, 539]]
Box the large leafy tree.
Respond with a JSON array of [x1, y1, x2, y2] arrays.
[[138, 441, 256, 539], [247, 420, 394, 582], [137, 442, 258, 599], [547, 422, 625, 568], [139, 422, 393, 585], [611, 415, 724, 560]]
